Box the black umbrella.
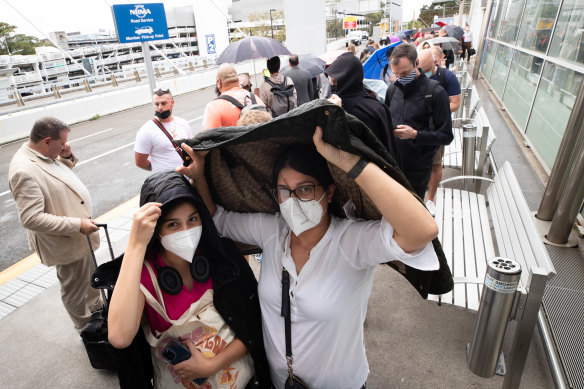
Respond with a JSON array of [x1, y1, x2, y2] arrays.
[[442, 25, 464, 40], [280, 54, 326, 78], [217, 36, 291, 64], [431, 37, 461, 51]]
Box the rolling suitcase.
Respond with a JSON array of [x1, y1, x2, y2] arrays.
[[80, 223, 153, 388]]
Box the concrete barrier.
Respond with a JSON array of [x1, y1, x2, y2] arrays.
[[0, 61, 258, 144]]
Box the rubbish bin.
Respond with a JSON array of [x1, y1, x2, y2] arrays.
[[467, 257, 521, 378]]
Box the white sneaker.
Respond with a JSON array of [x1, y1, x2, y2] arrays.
[[426, 200, 436, 217]]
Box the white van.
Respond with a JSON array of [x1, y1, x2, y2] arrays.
[[345, 31, 362, 47]]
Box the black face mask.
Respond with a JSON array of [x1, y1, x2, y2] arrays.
[[155, 110, 171, 120], [215, 85, 221, 96]]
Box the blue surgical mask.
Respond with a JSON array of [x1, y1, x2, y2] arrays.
[[425, 71, 433, 78], [397, 69, 416, 85]]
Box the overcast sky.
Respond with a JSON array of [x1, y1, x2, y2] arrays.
[[2, 0, 432, 39]]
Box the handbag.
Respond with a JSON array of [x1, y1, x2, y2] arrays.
[[281, 269, 312, 389]]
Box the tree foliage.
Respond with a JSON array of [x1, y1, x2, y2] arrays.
[[417, 1, 459, 28], [364, 11, 384, 36], [0, 21, 45, 55], [247, 11, 286, 42]]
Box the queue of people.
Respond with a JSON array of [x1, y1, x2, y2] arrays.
[[7, 32, 469, 387]]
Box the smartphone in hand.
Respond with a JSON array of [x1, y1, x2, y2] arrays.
[[162, 338, 208, 385]]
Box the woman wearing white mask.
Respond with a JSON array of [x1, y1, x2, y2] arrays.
[[177, 126, 439, 389], [108, 171, 272, 388]]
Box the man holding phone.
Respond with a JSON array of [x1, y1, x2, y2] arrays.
[[135, 89, 193, 173], [9, 117, 101, 332], [384, 43, 453, 200]]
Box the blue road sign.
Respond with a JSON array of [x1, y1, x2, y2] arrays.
[[206, 34, 216, 54], [112, 3, 169, 43]]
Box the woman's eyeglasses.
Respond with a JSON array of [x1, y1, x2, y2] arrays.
[[270, 184, 322, 203]]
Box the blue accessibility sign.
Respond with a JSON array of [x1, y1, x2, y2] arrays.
[[112, 3, 169, 43], [206, 34, 216, 54]]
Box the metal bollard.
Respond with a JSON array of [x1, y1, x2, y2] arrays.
[[468, 257, 521, 378], [462, 121, 477, 189]]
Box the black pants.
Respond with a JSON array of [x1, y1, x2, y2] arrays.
[[405, 168, 432, 200], [462, 42, 472, 61]]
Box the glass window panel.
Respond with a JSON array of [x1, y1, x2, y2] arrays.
[[489, 0, 508, 39], [526, 62, 583, 169], [502, 52, 543, 129], [490, 44, 513, 97], [495, 0, 526, 44], [482, 40, 498, 81], [548, 0, 584, 65], [516, 0, 560, 53]]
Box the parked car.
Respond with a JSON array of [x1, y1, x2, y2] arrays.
[[345, 31, 362, 47]]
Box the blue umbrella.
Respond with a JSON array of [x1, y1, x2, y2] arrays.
[[398, 29, 415, 37], [362, 41, 401, 79]]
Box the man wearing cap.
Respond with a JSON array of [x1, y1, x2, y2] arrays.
[[202, 64, 265, 130], [135, 89, 193, 173]]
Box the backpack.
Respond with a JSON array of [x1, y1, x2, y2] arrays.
[[434, 67, 447, 90], [215, 92, 257, 111], [386, 78, 442, 131], [266, 77, 296, 117]]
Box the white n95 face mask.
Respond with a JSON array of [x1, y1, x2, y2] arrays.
[[160, 226, 202, 263], [279, 193, 326, 236]]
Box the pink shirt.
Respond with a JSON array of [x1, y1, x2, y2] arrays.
[[140, 253, 213, 333]]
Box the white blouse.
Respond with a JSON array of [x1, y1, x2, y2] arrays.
[[213, 206, 438, 389]]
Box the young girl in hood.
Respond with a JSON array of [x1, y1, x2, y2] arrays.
[[177, 127, 439, 389], [108, 172, 271, 388]]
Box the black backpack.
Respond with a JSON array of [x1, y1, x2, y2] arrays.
[[266, 77, 296, 117], [386, 78, 442, 131]]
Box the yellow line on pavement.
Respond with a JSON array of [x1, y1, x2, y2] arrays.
[[0, 195, 140, 287], [0, 254, 40, 286]]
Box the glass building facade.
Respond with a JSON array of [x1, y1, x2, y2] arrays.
[[480, 0, 584, 171]]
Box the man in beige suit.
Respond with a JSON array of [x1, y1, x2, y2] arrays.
[[9, 117, 101, 332]]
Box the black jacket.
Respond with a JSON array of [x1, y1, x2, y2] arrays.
[[385, 72, 453, 171], [140, 172, 272, 388], [325, 52, 401, 169], [180, 100, 453, 299]]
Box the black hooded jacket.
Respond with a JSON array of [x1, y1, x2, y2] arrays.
[[325, 52, 402, 170], [140, 172, 272, 388], [384, 71, 453, 171]]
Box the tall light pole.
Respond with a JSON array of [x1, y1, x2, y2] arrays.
[[269, 9, 276, 39]]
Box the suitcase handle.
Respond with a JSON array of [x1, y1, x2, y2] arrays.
[[87, 223, 115, 312]]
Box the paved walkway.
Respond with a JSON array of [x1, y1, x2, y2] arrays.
[[0, 61, 565, 388]]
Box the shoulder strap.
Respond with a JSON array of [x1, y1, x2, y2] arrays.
[[281, 269, 292, 359], [424, 80, 441, 131], [382, 64, 389, 79], [266, 79, 275, 88], [437, 67, 447, 89], [214, 95, 244, 109], [248, 92, 257, 105], [151, 119, 186, 162]]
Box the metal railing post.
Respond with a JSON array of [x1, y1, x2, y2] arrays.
[[503, 269, 547, 389], [537, 81, 584, 221], [546, 139, 584, 244], [468, 257, 521, 378]]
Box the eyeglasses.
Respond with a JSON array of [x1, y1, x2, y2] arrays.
[[153, 88, 171, 96], [270, 184, 322, 203]]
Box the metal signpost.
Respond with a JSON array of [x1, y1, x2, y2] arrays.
[[111, 3, 169, 94]]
